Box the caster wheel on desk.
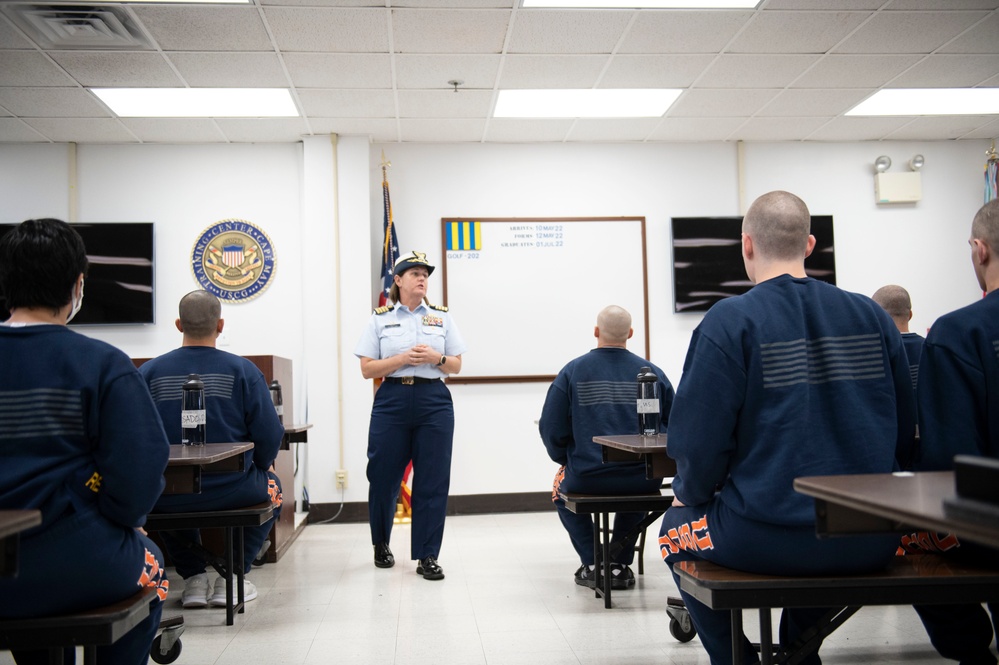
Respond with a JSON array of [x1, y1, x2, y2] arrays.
[[667, 596, 696, 643], [150, 634, 182, 663]]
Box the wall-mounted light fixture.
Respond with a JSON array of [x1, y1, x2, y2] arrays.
[[874, 155, 923, 204]]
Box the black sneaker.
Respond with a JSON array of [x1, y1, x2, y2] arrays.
[[610, 563, 635, 590], [574, 565, 596, 588]]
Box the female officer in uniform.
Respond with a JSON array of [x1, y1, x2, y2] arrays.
[[354, 251, 466, 580]]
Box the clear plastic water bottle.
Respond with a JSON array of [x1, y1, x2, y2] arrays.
[[637, 366, 661, 437], [269, 379, 284, 424], [181, 374, 206, 446]]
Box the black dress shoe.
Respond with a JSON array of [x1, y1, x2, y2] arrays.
[[416, 556, 444, 580], [374, 543, 394, 568]]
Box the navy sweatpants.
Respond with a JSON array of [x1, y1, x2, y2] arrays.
[[660, 500, 899, 665], [0, 505, 167, 665], [154, 469, 282, 579], [366, 380, 454, 560], [552, 466, 662, 566]]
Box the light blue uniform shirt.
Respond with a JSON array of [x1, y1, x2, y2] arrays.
[[354, 302, 467, 379]]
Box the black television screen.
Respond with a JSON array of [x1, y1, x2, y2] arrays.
[[671, 215, 835, 313], [0, 221, 154, 325]]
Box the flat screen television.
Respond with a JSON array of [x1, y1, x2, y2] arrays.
[[0, 221, 155, 325], [671, 215, 835, 313]]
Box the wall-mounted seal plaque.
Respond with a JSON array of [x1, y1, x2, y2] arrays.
[[191, 218, 276, 302]]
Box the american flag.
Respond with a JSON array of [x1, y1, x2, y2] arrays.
[[379, 158, 400, 307]]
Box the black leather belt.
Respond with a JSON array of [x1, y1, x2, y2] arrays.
[[384, 376, 440, 385]]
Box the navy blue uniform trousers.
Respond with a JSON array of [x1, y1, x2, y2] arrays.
[[0, 505, 167, 665], [154, 469, 282, 579], [660, 500, 899, 665], [552, 467, 661, 566], [366, 380, 454, 560]]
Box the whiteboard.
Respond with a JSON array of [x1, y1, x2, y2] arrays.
[[441, 217, 649, 383]]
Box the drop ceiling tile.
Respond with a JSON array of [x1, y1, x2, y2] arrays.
[[805, 115, 924, 141], [618, 11, 753, 55], [728, 11, 870, 54], [939, 13, 999, 54], [215, 117, 310, 142], [833, 11, 989, 54], [0, 88, 109, 118], [399, 117, 484, 141], [484, 118, 572, 142], [395, 0, 515, 7], [22, 117, 136, 143], [260, 0, 383, 5], [763, 0, 883, 8], [394, 54, 500, 89], [645, 117, 745, 141], [283, 53, 391, 88], [599, 55, 715, 88], [565, 118, 660, 142], [888, 0, 999, 9], [884, 115, 999, 141], [959, 117, 999, 140], [264, 7, 389, 53], [310, 117, 399, 141], [397, 90, 493, 118], [166, 52, 288, 87], [119, 118, 227, 143], [0, 117, 48, 142], [0, 17, 32, 49], [695, 55, 820, 89], [888, 55, 999, 88], [758, 89, 870, 117], [729, 116, 828, 141], [133, 6, 273, 51], [0, 51, 74, 87], [392, 9, 509, 54], [297, 89, 396, 117], [49, 52, 182, 87], [498, 55, 606, 89], [508, 10, 631, 55], [668, 89, 779, 118], [790, 54, 923, 88]]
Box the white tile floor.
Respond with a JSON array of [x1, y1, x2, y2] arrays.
[[1, 511, 973, 664]]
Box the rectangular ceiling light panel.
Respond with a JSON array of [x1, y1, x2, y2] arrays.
[[91, 88, 299, 117], [522, 0, 759, 7], [847, 89, 999, 116]]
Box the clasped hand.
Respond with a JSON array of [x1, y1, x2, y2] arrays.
[[405, 344, 438, 366]]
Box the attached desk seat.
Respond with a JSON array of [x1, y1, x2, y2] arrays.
[[674, 555, 999, 665], [0, 586, 159, 665], [559, 490, 675, 608], [144, 501, 273, 626]]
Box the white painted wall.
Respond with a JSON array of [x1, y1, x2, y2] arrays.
[[1, 138, 990, 508]]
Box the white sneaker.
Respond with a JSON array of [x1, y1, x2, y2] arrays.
[[209, 575, 258, 607], [181, 573, 210, 609]]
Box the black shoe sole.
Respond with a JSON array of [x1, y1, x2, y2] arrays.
[[375, 559, 395, 568]]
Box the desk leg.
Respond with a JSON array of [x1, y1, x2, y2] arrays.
[[731, 610, 743, 665], [759, 608, 773, 665]]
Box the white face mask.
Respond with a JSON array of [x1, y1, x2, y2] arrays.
[[67, 280, 84, 323]]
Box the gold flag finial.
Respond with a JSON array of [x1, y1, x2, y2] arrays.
[[380, 149, 391, 170]]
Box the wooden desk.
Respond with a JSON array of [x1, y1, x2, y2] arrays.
[[163, 442, 254, 495], [0, 510, 42, 577], [281, 423, 312, 451], [593, 434, 676, 479], [794, 471, 999, 551]]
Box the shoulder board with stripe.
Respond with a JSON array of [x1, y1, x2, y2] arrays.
[[374, 305, 394, 315], [429, 304, 449, 312]]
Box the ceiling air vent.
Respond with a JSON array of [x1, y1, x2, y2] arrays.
[[1, 3, 154, 50]]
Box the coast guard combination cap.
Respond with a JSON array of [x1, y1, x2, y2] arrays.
[[394, 251, 435, 276]]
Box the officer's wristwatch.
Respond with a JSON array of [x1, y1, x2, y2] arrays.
[[436, 355, 447, 367]]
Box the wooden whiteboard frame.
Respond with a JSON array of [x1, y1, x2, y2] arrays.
[[441, 217, 650, 384]]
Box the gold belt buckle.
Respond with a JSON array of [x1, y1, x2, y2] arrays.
[[401, 376, 415, 385]]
